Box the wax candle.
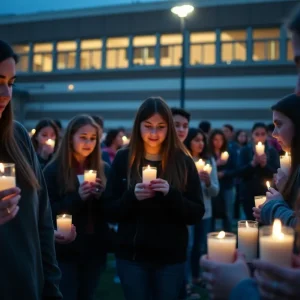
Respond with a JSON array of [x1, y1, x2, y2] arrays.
[[266, 181, 270, 190], [84, 170, 97, 183], [0, 163, 16, 191], [254, 195, 266, 208], [260, 219, 294, 267], [195, 159, 205, 172], [122, 136, 130, 145], [45, 139, 55, 148], [203, 164, 212, 174], [280, 152, 291, 175], [255, 142, 265, 156], [238, 221, 258, 262], [142, 165, 157, 184], [207, 231, 236, 263], [221, 151, 229, 162], [56, 214, 72, 236]]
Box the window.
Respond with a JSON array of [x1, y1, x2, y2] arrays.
[[133, 35, 156, 66], [106, 37, 129, 69], [13, 45, 30, 72], [287, 39, 293, 61], [160, 34, 182, 66], [252, 29, 280, 61], [33, 43, 53, 72], [190, 32, 216, 65], [221, 30, 246, 63], [57, 41, 77, 70], [80, 40, 102, 70]]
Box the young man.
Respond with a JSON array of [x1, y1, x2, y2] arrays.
[[171, 107, 191, 142]]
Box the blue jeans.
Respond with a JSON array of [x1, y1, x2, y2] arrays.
[[117, 258, 185, 300]]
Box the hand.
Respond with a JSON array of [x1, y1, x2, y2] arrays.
[[216, 158, 226, 167], [0, 187, 21, 225], [40, 144, 55, 160], [78, 182, 92, 201], [266, 187, 284, 202], [217, 171, 224, 179], [251, 154, 259, 167], [253, 255, 300, 300], [258, 153, 267, 167], [134, 183, 155, 201], [252, 206, 262, 222], [201, 251, 250, 300], [199, 171, 211, 187], [149, 178, 170, 196], [90, 178, 104, 199], [274, 168, 288, 191], [55, 225, 77, 244]]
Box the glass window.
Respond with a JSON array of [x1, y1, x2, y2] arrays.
[[80, 39, 102, 70], [13, 45, 30, 72], [106, 37, 129, 69], [221, 30, 246, 63], [190, 32, 216, 65], [160, 34, 182, 66], [57, 41, 77, 70], [33, 43, 53, 72], [133, 35, 156, 66], [287, 39, 293, 61]]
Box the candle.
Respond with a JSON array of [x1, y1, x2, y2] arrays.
[[122, 136, 130, 145], [45, 139, 55, 148], [255, 142, 265, 156], [280, 152, 291, 175], [266, 181, 270, 190], [260, 219, 294, 267], [221, 151, 229, 162], [77, 175, 84, 185], [195, 159, 205, 172], [203, 164, 212, 174], [254, 195, 266, 208], [142, 165, 157, 184], [84, 170, 97, 183], [207, 231, 236, 263], [0, 163, 16, 191], [29, 128, 36, 137], [56, 214, 72, 236], [238, 221, 258, 262]]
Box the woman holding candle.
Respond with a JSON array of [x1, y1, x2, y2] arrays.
[[43, 115, 110, 300], [0, 40, 62, 299], [103, 97, 204, 300]]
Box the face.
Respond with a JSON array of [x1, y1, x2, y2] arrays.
[[272, 111, 295, 152], [173, 115, 189, 142], [0, 58, 16, 119], [292, 32, 300, 95], [72, 124, 97, 158], [212, 134, 224, 151], [252, 127, 267, 144], [237, 131, 247, 145], [36, 126, 56, 146], [222, 126, 233, 141], [190, 133, 205, 156], [140, 113, 168, 152], [114, 131, 124, 148]]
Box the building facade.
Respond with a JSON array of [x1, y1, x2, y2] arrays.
[[0, 0, 298, 130]]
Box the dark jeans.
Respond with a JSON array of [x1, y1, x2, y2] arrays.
[[59, 256, 106, 300], [117, 258, 185, 300]]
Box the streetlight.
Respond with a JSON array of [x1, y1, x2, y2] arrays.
[[171, 4, 194, 109]]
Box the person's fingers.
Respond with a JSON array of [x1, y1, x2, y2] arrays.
[[0, 206, 19, 225], [0, 194, 21, 210], [202, 272, 214, 285]]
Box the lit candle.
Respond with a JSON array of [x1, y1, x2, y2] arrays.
[[260, 219, 294, 267], [195, 159, 205, 172], [255, 142, 265, 156], [0, 163, 16, 191], [142, 165, 157, 184], [203, 163, 212, 174], [84, 170, 97, 183], [122, 136, 130, 145], [45, 139, 55, 148], [56, 214, 72, 236], [280, 152, 291, 175], [254, 195, 266, 208], [266, 181, 270, 190], [207, 231, 236, 263], [29, 128, 36, 137], [221, 151, 229, 162], [238, 221, 258, 262]]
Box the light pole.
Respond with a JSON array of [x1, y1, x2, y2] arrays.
[[171, 4, 194, 109]]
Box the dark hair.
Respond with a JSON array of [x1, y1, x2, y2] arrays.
[[209, 129, 228, 155], [267, 123, 275, 132], [54, 120, 62, 130], [184, 128, 210, 160], [251, 122, 267, 133], [235, 130, 248, 146], [286, 3, 300, 34], [198, 121, 211, 134], [105, 129, 121, 147], [171, 107, 191, 122], [223, 124, 234, 132], [91, 115, 104, 129], [0, 40, 18, 63]]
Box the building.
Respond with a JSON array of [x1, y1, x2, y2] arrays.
[[0, 0, 298, 131]]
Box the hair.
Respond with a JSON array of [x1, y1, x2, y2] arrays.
[[251, 122, 267, 133], [51, 115, 106, 194], [184, 128, 210, 160], [31, 119, 60, 152], [198, 121, 211, 134], [171, 107, 191, 122], [267, 123, 275, 132], [128, 96, 190, 191], [208, 129, 228, 155], [91, 115, 104, 129], [105, 129, 121, 147], [286, 3, 300, 34], [223, 124, 234, 132], [54, 119, 62, 130], [0, 40, 39, 189], [235, 129, 248, 146]]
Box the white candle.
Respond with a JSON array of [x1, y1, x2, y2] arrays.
[[142, 165, 157, 184], [45, 139, 55, 148], [207, 231, 236, 263], [238, 221, 258, 262], [195, 159, 205, 172], [203, 164, 212, 174], [84, 170, 97, 183], [221, 151, 229, 162], [255, 142, 265, 156], [254, 195, 266, 208], [260, 219, 294, 267], [280, 152, 291, 175], [0, 163, 16, 191], [122, 136, 130, 145], [56, 214, 72, 236]]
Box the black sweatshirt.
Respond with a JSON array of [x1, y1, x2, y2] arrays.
[[103, 148, 205, 265]]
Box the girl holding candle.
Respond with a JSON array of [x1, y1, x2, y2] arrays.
[[43, 115, 110, 300], [103, 97, 205, 300], [0, 40, 62, 299]]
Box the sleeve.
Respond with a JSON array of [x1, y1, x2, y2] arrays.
[[237, 146, 256, 178], [260, 147, 280, 178], [204, 158, 219, 197], [229, 279, 260, 300]]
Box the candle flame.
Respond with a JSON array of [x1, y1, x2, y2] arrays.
[[285, 152, 289, 157], [31, 129, 36, 135], [246, 221, 249, 228], [266, 181, 270, 189], [258, 141, 262, 146], [147, 165, 150, 169], [217, 231, 226, 239], [62, 214, 66, 218], [122, 136, 128, 141], [0, 163, 4, 173]]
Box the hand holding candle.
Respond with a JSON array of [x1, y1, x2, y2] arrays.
[[203, 164, 212, 175], [84, 170, 97, 183], [195, 159, 205, 173], [255, 142, 265, 156], [142, 165, 157, 184], [254, 195, 266, 208], [56, 214, 72, 237], [221, 151, 229, 162], [122, 136, 130, 145], [238, 221, 258, 262]]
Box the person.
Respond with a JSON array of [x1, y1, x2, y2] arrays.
[[102, 128, 124, 164], [104, 96, 205, 300], [43, 115, 110, 300], [267, 123, 283, 154], [198, 121, 211, 136], [235, 130, 248, 151], [0, 40, 62, 299], [171, 107, 190, 142]]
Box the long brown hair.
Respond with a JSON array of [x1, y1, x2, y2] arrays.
[[53, 115, 106, 194], [128, 96, 189, 191]]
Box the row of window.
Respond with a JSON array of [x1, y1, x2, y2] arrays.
[[14, 28, 293, 73]]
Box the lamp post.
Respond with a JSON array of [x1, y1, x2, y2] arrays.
[[171, 4, 194, 109]]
